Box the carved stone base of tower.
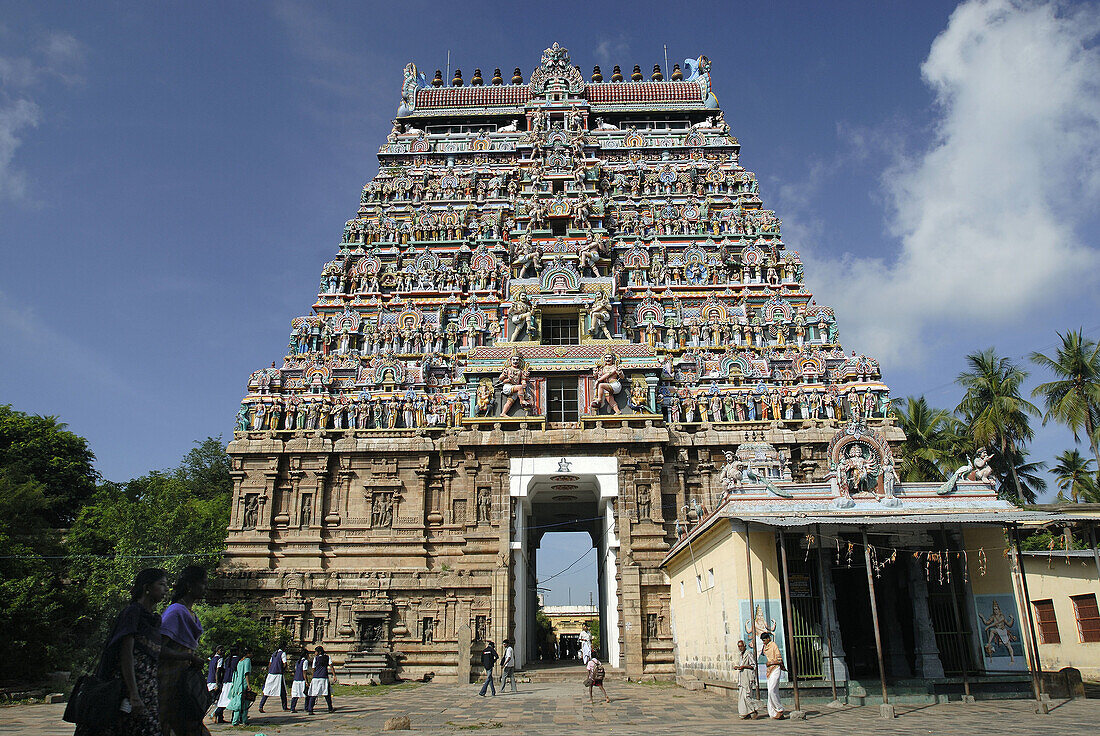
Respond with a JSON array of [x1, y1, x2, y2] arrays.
[[215, 423, 888, 681]]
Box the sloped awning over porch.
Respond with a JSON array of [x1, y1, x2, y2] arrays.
[[729, 510, 1090, 528]]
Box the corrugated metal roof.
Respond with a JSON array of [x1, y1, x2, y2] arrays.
[[731, 511, 1061, 527], [1021, 549, 1098, 558]]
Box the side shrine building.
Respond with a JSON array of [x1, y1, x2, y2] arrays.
[[218, 45, 1046, 689]]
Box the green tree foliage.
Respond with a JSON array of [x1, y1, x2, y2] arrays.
[[0, 406, 100, 678], [65, 437, 232, 668], [1051, 449, 1099, 503], [1030, 330, 1100, 471], [1001, 450, 1047, 505], [891, 396, 965, 482], [194, 603, 292, 661], [0, 405, 98, 527], [0, 471, 84, 678], [955, 349, 1040, 503], [585, 618, 601, 655]]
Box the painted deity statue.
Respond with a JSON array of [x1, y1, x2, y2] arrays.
[[578, 234, 606, 277], [968, 448, 996, 485], [837, 443, 873, 497], [591, 351, 624, 414], [717, 451, 742, 494], [496, 352, 532, 416], [476, 377, 494, 416], [589, 291, 613, 340], [509, 293, 537, 342]]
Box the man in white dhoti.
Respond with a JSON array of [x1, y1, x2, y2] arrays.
[[579, 629, 593, 664], [735, 639, 759, 719], [258, 646, 288, 712], [761, 632, 785, 719]]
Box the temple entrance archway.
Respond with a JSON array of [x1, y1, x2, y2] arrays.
[[509, 456, 620, 669]]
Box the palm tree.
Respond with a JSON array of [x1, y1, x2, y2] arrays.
[[1030, 330, 1100, 470], [956, 349, 1040, 502], [1051, 449, 1100, 503], [1002, 450, 1047, 505], [891, 396, 964, 481]]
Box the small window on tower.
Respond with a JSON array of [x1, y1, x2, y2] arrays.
[[550, 219, 567, 236], [546, 377, 579, 422], [542, 316, 579, 345]]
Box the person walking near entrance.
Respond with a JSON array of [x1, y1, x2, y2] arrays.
[[258, 646, 288, 712], [211, 646, 239, 723], [735, 640, 759, 719], [499, 639, 517, 693], [305, 646, 336, 714], [585, 657, 610, 703], [289, 652, 308, 713], [760, 632, 785, 720], [226, 647, 254, 726], [579, 628, 592, 664], [477, 641, 498, 696], [206, 646, 225, 709]]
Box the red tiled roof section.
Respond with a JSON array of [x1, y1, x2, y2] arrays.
[[413, 80, 704, 109], [587, 81, 702, 104], [416, 86, 531, 109]]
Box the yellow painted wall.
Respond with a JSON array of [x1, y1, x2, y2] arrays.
[[963, 527, 1014, 596], [1020, 553, 1100, 678], [665, 520, 782, 682]]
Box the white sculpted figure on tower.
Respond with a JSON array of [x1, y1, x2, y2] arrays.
[[496, 351, 532, 416]]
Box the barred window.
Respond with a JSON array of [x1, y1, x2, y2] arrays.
[[1032, 599, 1060, 644], [542, 317, 579, 345], [1071, 594, 1100, 643], [546, 377, 579, 422]]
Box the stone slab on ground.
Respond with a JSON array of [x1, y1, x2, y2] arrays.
[[2, 681, 1098, 736]]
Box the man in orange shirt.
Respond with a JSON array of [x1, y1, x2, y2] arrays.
[[761, 632, 785, 719]]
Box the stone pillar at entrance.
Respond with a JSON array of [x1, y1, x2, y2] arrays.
[[907, 553, 946, 678], [818, 549, 850, 683]]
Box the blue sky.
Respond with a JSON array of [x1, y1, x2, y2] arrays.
[[3, 0, 1100, 578]]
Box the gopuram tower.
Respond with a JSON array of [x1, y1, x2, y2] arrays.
[[219, 44, 896, 682]]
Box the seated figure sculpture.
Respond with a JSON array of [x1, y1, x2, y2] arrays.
[[496, 352, 532, 416], [591, 351, 624, 414]]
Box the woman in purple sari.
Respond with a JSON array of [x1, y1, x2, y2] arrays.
[[159, 566, 209, 736]]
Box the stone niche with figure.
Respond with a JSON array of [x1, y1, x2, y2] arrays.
[[825, 420, 899, 508]]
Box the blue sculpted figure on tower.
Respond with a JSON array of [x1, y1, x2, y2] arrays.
[[683, 55, 718, 108]]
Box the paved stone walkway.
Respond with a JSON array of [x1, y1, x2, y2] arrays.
[[4, 681, 1097, 735]]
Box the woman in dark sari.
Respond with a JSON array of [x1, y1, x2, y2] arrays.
[[78, 569, 168, 736], [159, 566, 210, 736]]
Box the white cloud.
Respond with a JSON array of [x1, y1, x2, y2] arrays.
[[0, 98, 39, 200], [807, 0, 1100, 363], [594, 35, 630, 67], [0, 30, 84, 201]]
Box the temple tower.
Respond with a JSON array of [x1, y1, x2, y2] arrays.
[[218, 44, 896, 682]]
